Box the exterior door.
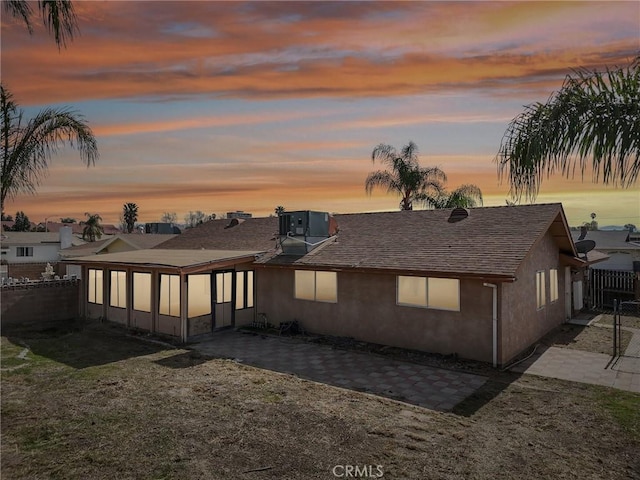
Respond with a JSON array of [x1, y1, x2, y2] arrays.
[[214, 271, 234, 328]]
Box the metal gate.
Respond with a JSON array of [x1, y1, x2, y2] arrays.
[[612, 300, 640, 364]]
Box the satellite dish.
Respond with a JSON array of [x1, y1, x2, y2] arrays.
[[575, 239, 596, 254]]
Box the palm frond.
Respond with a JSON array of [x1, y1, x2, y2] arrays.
[[39, 0, 79, 49], [497, 57, 640, 201], [3, 0, 33, 33]]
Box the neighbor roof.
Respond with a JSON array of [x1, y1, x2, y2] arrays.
[[158, 217, 278, 251], [60, 234, 176, 258], [571, 230, 638, 250], [256, 203, 577, 279], [1, 232, 61, 244]]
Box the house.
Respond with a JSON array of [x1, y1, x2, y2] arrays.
[[59, 234, 177, 279], [1, 227, 83, 279], [571, 229, 640, 271], [65, 204, 597, 367]]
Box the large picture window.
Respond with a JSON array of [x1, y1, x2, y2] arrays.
[[88, 269, 103, 304], [294, 270, 337, 303], [397, 276, 460, 311], [549, 269, 558, 303], [110, 271, 127, 308], [133, 272, 151, 312], [159, 274, 180, 317], [188, 274, 211, 318], [235, 271, 254, 310], [536, 271, 546, 309]]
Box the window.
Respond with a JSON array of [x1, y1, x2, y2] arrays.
[[397, 276, 460, 311], [235, 271, 255, 310], [549, 269, 558, 303], [159, 274, 180, 317], [188, 274, 211, 318], [88, 269, 103, 304], [133, 272, 151, 312], [110, 271, 127, 308], [536, 271, 546, 309], [16, 247, 33, 257], [215, 272, 233, 303], [294, 270, 337, 303]]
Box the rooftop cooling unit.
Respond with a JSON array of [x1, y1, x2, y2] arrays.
[[279, 211, 334, 255]]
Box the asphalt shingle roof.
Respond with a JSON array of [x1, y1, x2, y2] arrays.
[[158, 217, 279, 251], [258, 203, 573, 278], [156, 204, 575, 279]]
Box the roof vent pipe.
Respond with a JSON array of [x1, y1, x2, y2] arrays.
[[448, 207, 469, 223]]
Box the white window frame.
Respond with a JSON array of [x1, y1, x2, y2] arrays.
[[88, 268, 103, 305], [396, 276, 460, 311], [536, 270, 546, 309], [235, 271, 255, 310], [109, 270, 127, 308], [159, 274, 180, 317], [133, 272, 152, 313], [549, 268, 558, 303], [294, 270, 337, 303]]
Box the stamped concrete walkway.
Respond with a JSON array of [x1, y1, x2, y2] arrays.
[[194, 330, 487, 411], [510, 320, 640, 393]]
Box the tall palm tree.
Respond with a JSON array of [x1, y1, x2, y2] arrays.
[[122, 202, 139, 233], [365, 141, 446, 211], [274, 205, 285, 216], [0, 84, 98, 214], [82, 212, 103, 242], [427, 184, 484, 209], [3, 0, 79, 49], [497, 57, 640, 201]]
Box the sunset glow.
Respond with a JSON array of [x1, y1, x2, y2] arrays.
[[2, 1, 638, 227]]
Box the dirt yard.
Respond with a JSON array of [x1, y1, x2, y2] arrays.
[[1, 320, 639, 480]]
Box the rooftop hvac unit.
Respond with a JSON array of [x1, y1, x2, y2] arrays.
[[278, 211, 335, 255]]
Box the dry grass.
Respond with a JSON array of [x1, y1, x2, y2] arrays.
[[540, 323, 631, 355], [1, 320, 639, 480]]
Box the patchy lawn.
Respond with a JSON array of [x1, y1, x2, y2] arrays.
[[597, 314, 640, 331], [1, 320, 639, 480], [540, 323, 631, 355]]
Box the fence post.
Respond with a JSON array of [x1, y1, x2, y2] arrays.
[[613, 299, 618, 358]]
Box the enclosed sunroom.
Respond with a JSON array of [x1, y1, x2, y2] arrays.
[[66, 249, 261, 342]]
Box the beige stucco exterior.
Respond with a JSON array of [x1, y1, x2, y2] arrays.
[[256, 268, 496, 362], [499, 230, 567, 364], [256, 230, 570, 366]]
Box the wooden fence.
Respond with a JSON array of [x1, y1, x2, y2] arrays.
[[589, 269, 636, 310]]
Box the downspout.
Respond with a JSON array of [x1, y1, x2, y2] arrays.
[[483, 282, 498, 368]]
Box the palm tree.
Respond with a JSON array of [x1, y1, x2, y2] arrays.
[[497, 57, 640, 201], [274, 205, 285, 216], [365, 141, 446, 211], [82, 212, 103, 242], [3, 0, 79, 49], [427, 184, 484, 209], [1, 85, 98, 215], [123, 202, 138, 234]]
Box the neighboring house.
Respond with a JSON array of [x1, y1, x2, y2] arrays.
[[59, 234, 176, 279], [65, 204, 597, 367], [571, 229, 640, 271], [1, 227, 82, 279]]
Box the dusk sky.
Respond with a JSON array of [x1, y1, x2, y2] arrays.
[[2, 1, 639, 227]]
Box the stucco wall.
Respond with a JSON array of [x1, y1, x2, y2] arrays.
[[5, 244, 60, 264], [256, 268, 494, 362], [500, 231, 566, 364], [1, 281, 80, 327]]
